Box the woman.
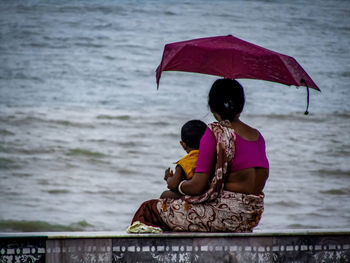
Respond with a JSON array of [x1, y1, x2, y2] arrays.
[[129, 79, 269, 232]]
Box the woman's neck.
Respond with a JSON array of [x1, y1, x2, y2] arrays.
[[230, 115, 241, 125], [230, 119, 242, 130], [230, 118, 259, 141]]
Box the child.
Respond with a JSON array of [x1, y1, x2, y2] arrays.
[[160, 120, 207, 199]]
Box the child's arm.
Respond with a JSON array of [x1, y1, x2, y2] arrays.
[[164, 165, 185, 191]]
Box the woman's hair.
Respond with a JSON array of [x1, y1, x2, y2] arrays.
[[208, 78, 245, 121], [181, 120, 207, 149]]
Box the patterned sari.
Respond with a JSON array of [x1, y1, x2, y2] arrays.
[[131, 121, 264, 232]]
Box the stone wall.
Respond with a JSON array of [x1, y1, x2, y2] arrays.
[[1, 231, 349, 262]]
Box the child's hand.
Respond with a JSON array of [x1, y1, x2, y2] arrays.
[[164, 168, 174, 181]]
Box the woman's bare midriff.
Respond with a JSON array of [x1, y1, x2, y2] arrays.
[[224, 167, 269, 195]]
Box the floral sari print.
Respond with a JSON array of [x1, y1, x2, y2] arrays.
[[156, 120, 264, 232]]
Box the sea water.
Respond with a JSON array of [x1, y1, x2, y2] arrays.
[[0, 0, 349, 232]]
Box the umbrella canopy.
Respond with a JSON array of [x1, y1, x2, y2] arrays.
[[156, 35, 320, 91]]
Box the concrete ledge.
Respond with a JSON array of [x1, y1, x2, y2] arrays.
[[1, 229, 350, 262]]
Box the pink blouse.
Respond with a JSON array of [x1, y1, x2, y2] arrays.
[[195, 127, 269, 174]]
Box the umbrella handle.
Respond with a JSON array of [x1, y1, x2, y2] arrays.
[[301, 79, 310, 115], [304, 86, 309, 115]]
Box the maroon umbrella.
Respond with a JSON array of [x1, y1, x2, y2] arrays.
[[156, 35, 320, 114]]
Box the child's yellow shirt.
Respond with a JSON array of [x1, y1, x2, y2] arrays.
[[175, 150, 199, 179]]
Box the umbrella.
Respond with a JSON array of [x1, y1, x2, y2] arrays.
[[156, 35, 320, 114]]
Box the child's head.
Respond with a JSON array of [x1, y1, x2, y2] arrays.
[[180, 120, 207, 150]]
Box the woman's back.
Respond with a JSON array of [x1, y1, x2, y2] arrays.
[[231, 123, 268, 170], [196, 120, 269, 195], [225, 167, 268, 194], [227, 120, 269, 194]]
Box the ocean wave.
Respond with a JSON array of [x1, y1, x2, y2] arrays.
[[25, 42, 50, 48], [118, 141, 143, 148], [320, 188, 349, 195], [116, 168, 137, 175], [328, 150, 350, 158], [334, 112, 350, 119], [269, 200, 303, 208], [3, 146, 56, 155], [58, 5, 126, 16], [245, 112, 350, 121], [46, 189, 71, 194], [3, 116, 95, 128], [12, 172, 33, 178], [43, 36, 70, 42], [257, 113, 326, 123], [1, 129, 15, 136], [67, 148, 107, 158], [93, 23, 113, 30], [2, 72, 43, 82], [87, 139, 108, 143], [340, 71, 350, 77], [96, 114, 130, 120], [83, 189, 125, 195], [87, 158, 111, 165], [0, 157, 21, 169], [126, 149, 143, 155], [286, 223, 321, 229], [0, 220, 93, 232], [315, 169, 350, 177], [163, 10, 177, 16], [146, 120, 171, 126], [74, 42, 105, 48], [103, 55, 116, 61]]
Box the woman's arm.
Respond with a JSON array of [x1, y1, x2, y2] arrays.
[[179, 172, 210, 195], [178, 127, 216, 195]]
